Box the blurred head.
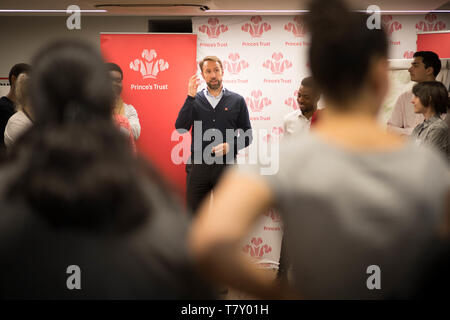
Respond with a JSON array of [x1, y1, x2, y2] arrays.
[[8, 63, 30, 88], [105, 62, 123, 99], [297, 77, 320, 115], [306, 0, 388, 113], [411, 81, 449, 116], [409, 51, 441, 82], [14, 73, 29, 111], [9, 40, 148, 232], [199, 56, 223, 90]]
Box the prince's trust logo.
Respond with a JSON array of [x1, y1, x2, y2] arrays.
[[130, 49, 169, 79], [129, 49, 169, 91]]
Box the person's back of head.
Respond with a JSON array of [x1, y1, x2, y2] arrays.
[[13, 73, 29, 111], [7, 40, 149, 233], [414, 51, 441, 78], [8, 63, 30, 88], [306, 0, 388, 110]]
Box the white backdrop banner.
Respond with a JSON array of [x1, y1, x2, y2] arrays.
[[192, 13, 450, 269]]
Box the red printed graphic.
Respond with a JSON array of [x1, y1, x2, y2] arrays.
[[262, 52, 293, 74], [242, 237, 272, 259], [403, 51, 415, 59], [198, 18, 229, 39], [381, 15, 402, 35], [241, 16, 272, 38], [223, 53, 249, 75], [264, 209, 281, 222], [129, 49, 169, 79], [284, 16, 306, 37], [245, 90, 272, 113], [416, 13, 446, 32], [263, 127, 284, 143], [284, 90, 299, 110]]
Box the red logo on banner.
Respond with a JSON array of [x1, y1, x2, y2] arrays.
[[403, 51, 415, 59], [223, 53, 249, 75], [381, 15, 402, 35], [285, 90, 299, 110], [129, 49, 169, 79], [246, 90, 271, 112], [198, 18, 229, 38], [263, 127, 284, 143], [262, 52, 292, 74], [241, 16, 272, 38], [263, 209, 281, 222], [242, 237, 272, 259], [416, 14, 446, 32], [284, 16, 306, 37]]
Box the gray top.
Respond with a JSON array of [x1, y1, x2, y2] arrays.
[[238, 132, 450, 299], [411, 115, 449, 161]]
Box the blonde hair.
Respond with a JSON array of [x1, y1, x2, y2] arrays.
[[199, 56, 223, 73], [14, 73, 29, 111]]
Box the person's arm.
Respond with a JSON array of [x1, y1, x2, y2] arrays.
[[189, 170, 299, 299], [125, 104, 141, 140], [387, 94, 413, 136], [175, 75, 198, 132], [425, 126, 449, 155]]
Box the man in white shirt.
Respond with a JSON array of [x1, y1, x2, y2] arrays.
[[283, 77, 321, 136], [387, 51, 441, 136]]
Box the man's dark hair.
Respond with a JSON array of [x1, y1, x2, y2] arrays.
[[305, 0, 388, 107], [105, 62, 123, 79], [8, 63, 30, 85], [301, 76, 321, 96], [412, 81, 449, 116], [414, 51, 441, 78]]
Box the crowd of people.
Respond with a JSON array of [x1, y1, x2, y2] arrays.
[[0, 0, 448, 299]]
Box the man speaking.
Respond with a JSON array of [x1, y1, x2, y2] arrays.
[[175, 56, 252, 213]]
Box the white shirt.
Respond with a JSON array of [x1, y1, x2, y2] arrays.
[[4, 110, 33, 148], [203, 87, 225, 109], [283, 109, 311, 136], [124, 103, 141, 140]]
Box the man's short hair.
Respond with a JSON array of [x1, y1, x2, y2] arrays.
[[199, 56, 223, 73], [9, 63, 30, 85], [414, 51, 441, 77], [301, 76, 321, 96], [105, 62, 123, 79]]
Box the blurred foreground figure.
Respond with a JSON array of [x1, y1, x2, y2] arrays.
[[0, 40, 212, 299], [189, 0, 450, 299]]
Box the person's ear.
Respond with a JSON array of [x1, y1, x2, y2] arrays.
[[425, 66, 434, 77]]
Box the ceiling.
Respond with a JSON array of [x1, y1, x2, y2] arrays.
[[0, 0, 449, 16]]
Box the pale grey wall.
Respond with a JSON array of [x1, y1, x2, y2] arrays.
[[0, 16, 149, 77]]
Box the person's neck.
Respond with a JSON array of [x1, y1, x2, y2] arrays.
[[207, 85, 223, 98], [6, 89, 15, 102], [423, 108, 436, 121], [418, 75, 436, 83], [302, 106, 317, 120]]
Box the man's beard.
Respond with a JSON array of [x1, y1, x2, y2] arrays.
[[207, 79, 222, 90], [299, 104, 315, 114]]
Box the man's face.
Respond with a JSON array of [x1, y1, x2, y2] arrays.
[[408, 57, 431, 82], [297, 85, 318, 114], [109, 70, 123, 98], [201, 61, 223, 90]]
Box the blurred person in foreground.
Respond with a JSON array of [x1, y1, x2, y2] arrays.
[[4, 73, 33, 148], [189, 0, 450, 299], [0, 40, 213, 299], [411, 81, 449, 160]]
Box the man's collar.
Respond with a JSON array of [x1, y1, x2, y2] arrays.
[[204, 86, 225, 98]]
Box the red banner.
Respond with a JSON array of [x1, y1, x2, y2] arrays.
[[100, 33, 197, 199], [417, 32, 450, 58]]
